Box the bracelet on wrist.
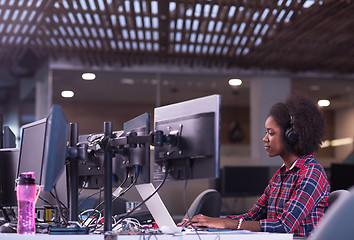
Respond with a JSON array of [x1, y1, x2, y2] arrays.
[[237, 218, 243, 230]]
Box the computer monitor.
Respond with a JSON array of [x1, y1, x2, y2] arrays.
[[17, 105, 69, 208], [330, 163, 354, 191], [153, 95, 220, 181], [2, 126, 16, 148], [41, 105, 69, 192], [0, 148, 19, 207], [219, 166, 270, 197], [118, 113, 151, 185], [17, 118, 47, 185]]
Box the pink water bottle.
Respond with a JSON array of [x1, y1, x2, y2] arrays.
[[16, 172, 37, 234]]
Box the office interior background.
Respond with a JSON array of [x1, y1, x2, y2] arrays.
[[1, 0, 354, 216]]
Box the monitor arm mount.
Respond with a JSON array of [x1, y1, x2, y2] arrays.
[[66, 123, 88, 223], [98, 122, 181, 232]]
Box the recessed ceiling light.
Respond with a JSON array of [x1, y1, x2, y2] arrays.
[[82, 72, 96, 80], [121, 78, 135, 84], [309, 85, 320, 91], [228, 78, 242, 86], [61, 90, 74, 98], [318, 99, 330, 107]]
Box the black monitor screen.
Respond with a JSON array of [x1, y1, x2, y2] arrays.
[[220, 166, 270, 197], [153, 95, 220, 181], [17, 119, 47, 185], [0, 148, 19, 207], [17, 106, 69, 208], [3, 126, 16, 148], [330, 163, 354, 191]]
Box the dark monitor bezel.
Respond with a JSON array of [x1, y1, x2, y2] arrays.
[[0, 148, 19, 207], [121, 112, 151, 185], [17, 118, 47, 186], [153, 95, 220, 181], [41, 105, 69, 192]]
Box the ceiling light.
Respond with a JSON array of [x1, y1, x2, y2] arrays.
[[318, 99, 330, 107], [228, 78, 242, 86], [321, 140, 331, 148], [61, 90, 74, 98], [331, 137, 353, 147], [321, 138, 353, 148], [82, 72, 96, 80], [309, 85, 320, 91], [121, 78, 135, 85]]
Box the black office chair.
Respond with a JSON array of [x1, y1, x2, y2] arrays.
[[183, 189, 222, 219]]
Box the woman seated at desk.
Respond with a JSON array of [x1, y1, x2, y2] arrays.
[[179, 93, 330, 237]]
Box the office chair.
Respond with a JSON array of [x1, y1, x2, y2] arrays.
[[327, 189, 349, 207], [183, 189, 221, 219], [308, 186, 354, 240]]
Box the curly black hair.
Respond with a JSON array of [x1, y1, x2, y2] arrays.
[[268, 93, 326, 156]]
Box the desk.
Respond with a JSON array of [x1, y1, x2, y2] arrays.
[[0, 232, 293, 240]]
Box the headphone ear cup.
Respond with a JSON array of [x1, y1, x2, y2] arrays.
[[285, 127, 299, 145]]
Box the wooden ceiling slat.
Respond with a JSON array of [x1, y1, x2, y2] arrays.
[[198, 2, 213, 67], [158, 0, 169, 63], [218, 5, 238, 59], [103, 0, 119, 51], [112, 1, 129, 53], [64, 1, 88, 50], [92, 0, 112, 52], [121, 0, 134, 53], [226, 5, 247, 58], [211, 4, 232, 57], [170, 0, 180, 56], [191, 1, 207, 67], [0, 0, 353, 73], [9, 1, 54, 62], [127, 0, 139, 55], [186, 0, 199, 67], [202, 2, 225, 67], [237, 8, 256, 57], [137, 0, 147, 51], [82, 0, 100, 51], [46, 3, 74, 60], [251, 1, 352, 72], [179, 2, 189, 52], [146, 0, 156, 53]]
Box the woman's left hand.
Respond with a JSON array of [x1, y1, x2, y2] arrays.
[[178, 214, 237, 229]]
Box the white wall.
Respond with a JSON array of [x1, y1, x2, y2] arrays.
[[335, 107, 354, 162]]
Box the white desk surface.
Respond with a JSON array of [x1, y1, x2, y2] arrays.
[[0, 232, 293, 240]]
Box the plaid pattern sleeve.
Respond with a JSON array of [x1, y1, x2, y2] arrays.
[[229, 154, 330, 237]]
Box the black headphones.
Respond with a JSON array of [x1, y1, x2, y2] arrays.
[[285, 106, 299, 145]]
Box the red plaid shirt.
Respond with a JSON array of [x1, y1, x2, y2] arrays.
[[230, 154, 330, 237]]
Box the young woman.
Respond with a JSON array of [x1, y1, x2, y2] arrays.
[[179, 93, 330, 237]]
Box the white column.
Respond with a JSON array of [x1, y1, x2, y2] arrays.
[[35, 59, 52, 119], [250, 76, 291, 166]]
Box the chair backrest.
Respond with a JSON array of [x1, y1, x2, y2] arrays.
[[308, 186, 354, 240], [183, 189, 221, 219], [327, 189, 350, 207]]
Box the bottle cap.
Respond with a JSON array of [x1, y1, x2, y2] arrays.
[[18, 172, 36, 185]]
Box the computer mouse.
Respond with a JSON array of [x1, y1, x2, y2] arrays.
[[0, 223, 17, 233]]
